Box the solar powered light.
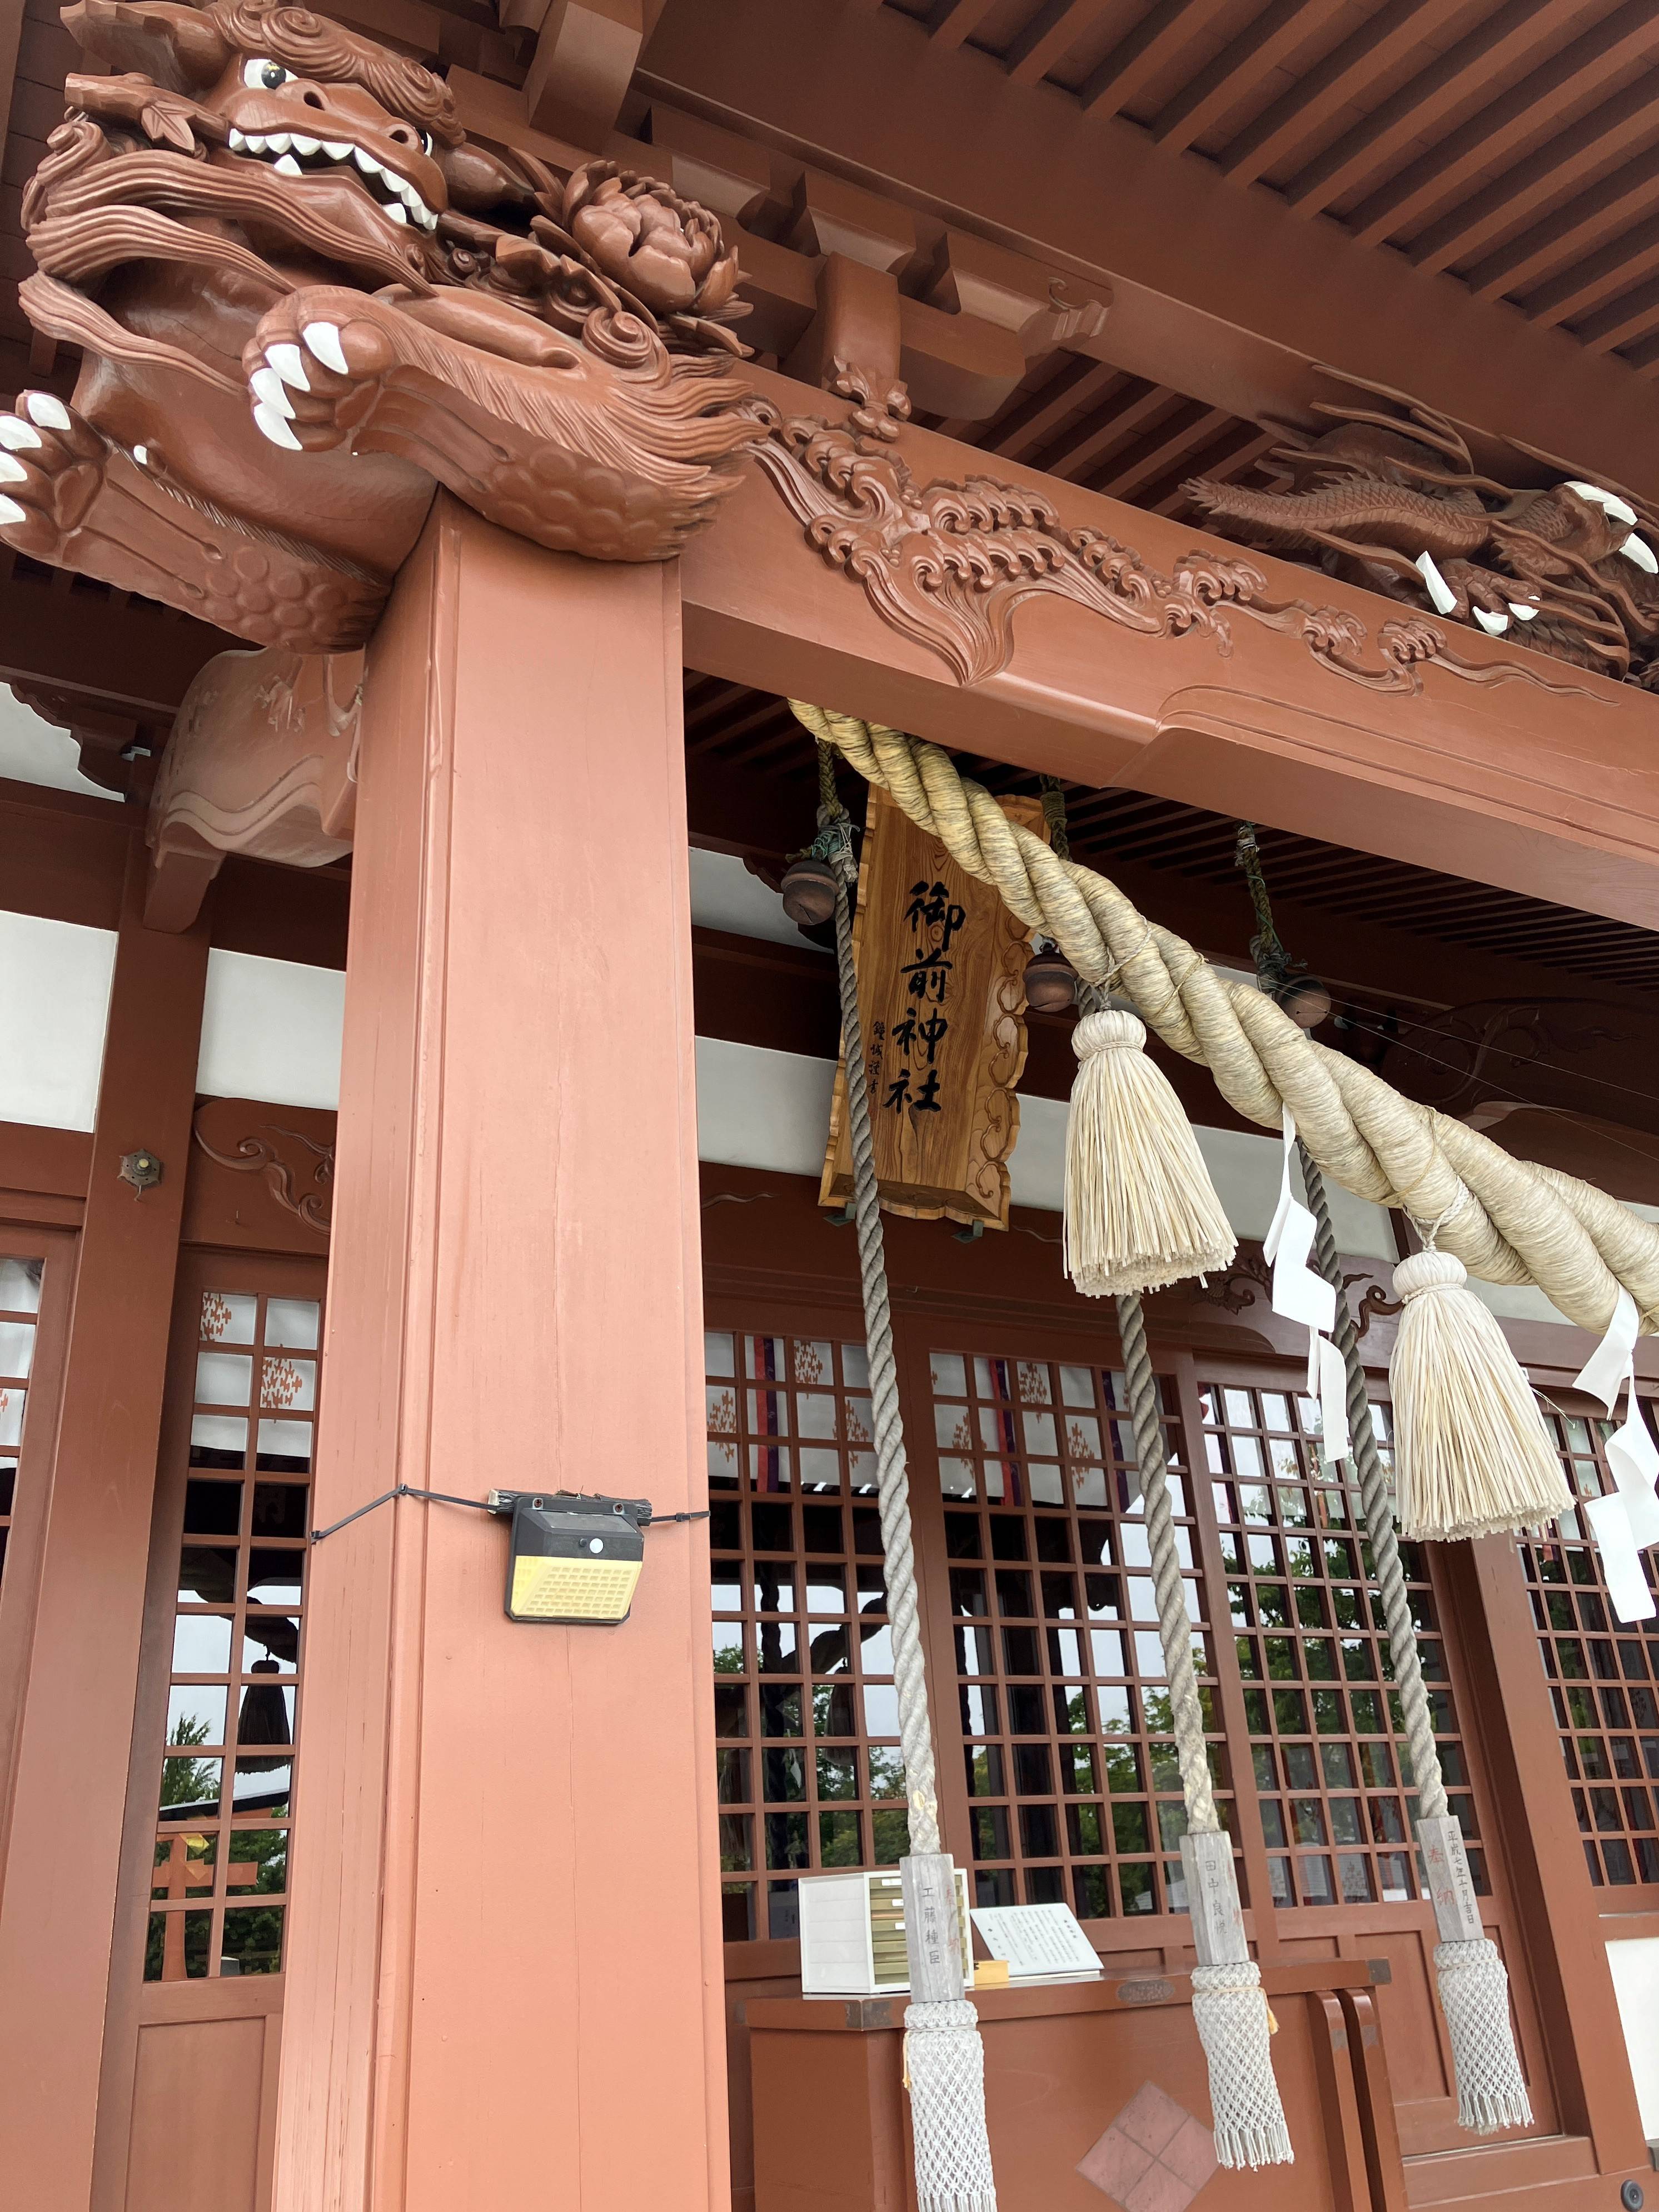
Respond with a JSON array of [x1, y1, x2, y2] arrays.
[[486, 1490, 651, 1624]]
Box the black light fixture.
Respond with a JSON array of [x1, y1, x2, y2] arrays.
[[1023, 941, 1078, 1012], [487, 1490, 650, 1624], [780, 852, 838, 928]]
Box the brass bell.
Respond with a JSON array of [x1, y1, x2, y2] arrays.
[[1276, 974, 1333, 1030], [780, 853, 838, 928], [1023, 943, 1078, 1012]]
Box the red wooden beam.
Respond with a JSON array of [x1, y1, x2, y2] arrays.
[[1408, 73, 1659, 280], [1281, 0, 1568, 220], [1342, 0, 1659, 249], [1215, 0, 1446, 189], [639, 0, 1659, 500]]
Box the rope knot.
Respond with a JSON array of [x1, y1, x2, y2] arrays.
[[1073, 1008, 1145, 1061], [1393, 1250, 1468, 1301]]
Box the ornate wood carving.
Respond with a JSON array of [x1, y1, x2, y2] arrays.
[[192, 1100, 333, 1236], [1374, 996, 1657, 1130], [1185, 371, 1659, 684], [820, 784, 1043, 1229], [146, 643, 360, 930], [6, 2, 760, 650], [749, 394, 1595, 698], [1193, 1243, 1401, 1340], [749, 392, 1233, 687]]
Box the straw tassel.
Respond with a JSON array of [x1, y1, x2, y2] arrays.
[[1063, 1009, 1236, 1296], [1388, 1250, 1570, 1540]]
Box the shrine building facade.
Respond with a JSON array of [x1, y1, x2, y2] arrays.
[[0, 2, 1657, 2209]]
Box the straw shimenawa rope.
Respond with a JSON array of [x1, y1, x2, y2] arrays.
[[789, 703, 1659, 1336]]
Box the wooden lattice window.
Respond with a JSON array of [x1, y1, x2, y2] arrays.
[[706, 1327, 913, 1943], [0, 1254, 42, 1600], [147, 1285, 319, 1980], [930, 1351, 1229, 1919], [1523, 1399, 1659, 1890], [1199, 1381, 1482, 1908]]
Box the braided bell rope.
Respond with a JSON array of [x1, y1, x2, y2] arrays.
[[1301, 1143, 1447, 1820], [1116, 1286, 1219, 1831], [825, 794, 1000, 2208], [789, 703, 1659, 1337], [826, 821, 941, 1855]]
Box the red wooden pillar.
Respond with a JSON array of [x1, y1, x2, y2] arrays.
[[274, 498, 726, 2212], [0, 842, 210, 2207]]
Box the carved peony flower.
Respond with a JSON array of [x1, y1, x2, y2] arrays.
[[561, 160, 738, 319]]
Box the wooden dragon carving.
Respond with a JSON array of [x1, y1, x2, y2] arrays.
[[1184, 378, 1659, 685], [5, 0, 761, 650]]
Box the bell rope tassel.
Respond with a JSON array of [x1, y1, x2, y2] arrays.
[[1189, 1960, 1295, 2169], [901, 1999, 998, 2212], [1177, 1829, 1293, 2169], [1433, 1938, 1534, 2135], [1063, 1009, 1236, 1296], [1388, 1249, 1570, 1540]]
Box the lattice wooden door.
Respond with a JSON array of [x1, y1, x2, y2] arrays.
[[94, 1249, 325, 2212]]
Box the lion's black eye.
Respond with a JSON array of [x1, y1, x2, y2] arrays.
[[242, 58, 290, 90], [420, 130, 432, 155]]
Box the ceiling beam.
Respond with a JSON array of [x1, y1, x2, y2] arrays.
[[1149, 0, 1349, 160], [639, 0, 1659, 500], [1407, 73, 1659, 281], [1214, 0, 1444, 191], [1341, 0, 1659, 250]]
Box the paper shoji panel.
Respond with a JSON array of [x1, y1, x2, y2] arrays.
[[0, 1254, 42, 1601], [1523, 1399, 1659, 1890], [147, 1284, 320, 1981], [1199, 1381, 1481, 1910], [930, 1350, 1229, 1920], [706, 1328, 909, 1943]]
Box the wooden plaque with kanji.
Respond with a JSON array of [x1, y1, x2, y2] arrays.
[[820, 785, 1044, 1229]]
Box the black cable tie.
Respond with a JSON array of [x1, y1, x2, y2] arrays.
[[644, 1510, 711, 1526]]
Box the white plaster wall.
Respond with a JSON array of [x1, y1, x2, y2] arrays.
[[694, 1037, 836, 1177], [689, 846, 828, 951], [0, 911, 117, 1130], [197, 950, 345, 1111], [0, 687, 123, 801], [691, 1036, 1398, 1260], [1606, 1936, 1659, 2136]]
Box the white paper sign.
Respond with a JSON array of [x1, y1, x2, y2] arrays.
[[969, 1901, 1102, 1981]]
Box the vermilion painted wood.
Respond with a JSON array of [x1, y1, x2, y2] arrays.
[[1460, 1530, 1650, 2174], [0, 833, 210, 2206], [679, 370, 1659, 936], [272, 497, 726, 2212], [94, 1246, 327, 2212], [637, 0, 1659, 502], [746, 1965, 1396, 2210], [0, 1218, 77, 1876]]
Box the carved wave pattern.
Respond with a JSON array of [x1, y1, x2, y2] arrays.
[[750, 398, 1602, 701]]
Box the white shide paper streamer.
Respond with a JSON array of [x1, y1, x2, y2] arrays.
[[1573, 1288, 1659, 1623], [1263, 1109, 1351, 1469]]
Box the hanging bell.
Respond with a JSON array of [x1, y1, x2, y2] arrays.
[[1274, 974, 1333, 1031], [780, 853, 837, 928], [1023, 942, 1078, 1012]]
